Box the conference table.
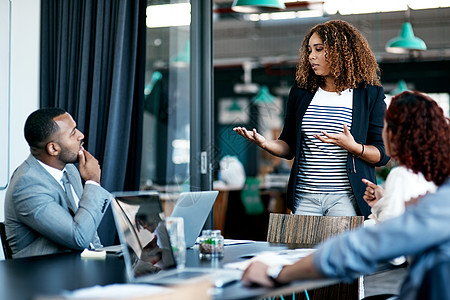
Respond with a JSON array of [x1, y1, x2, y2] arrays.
[[0, 241, 338, 300]]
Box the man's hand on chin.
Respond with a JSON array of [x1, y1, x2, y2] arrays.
[[78, 147, 101, 184]]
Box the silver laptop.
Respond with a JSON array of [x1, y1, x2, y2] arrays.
[[170, 191, 219, 248], [111, 191, 241, 288]]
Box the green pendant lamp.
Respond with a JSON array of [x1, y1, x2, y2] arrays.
[[231, 0, 286, 13], [253, 86, 276, 103], [171, 40, 190, 66], [385, 22, 427, 54], [390, 80, 409, 96], [228, 99, 242, 112]]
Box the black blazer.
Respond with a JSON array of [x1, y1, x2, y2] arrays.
[[279, 84, 390, 218]]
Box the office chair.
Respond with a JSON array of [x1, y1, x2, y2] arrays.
[[0, 222, 13, 259], [267, 213, 364, 300]]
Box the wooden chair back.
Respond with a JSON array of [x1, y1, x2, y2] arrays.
[[267, 213, 364, 300], [267, 213, 364, 245], [0, 222, 13, 259]]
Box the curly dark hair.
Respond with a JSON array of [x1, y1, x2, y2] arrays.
[[296, 20, 381, 93], [385, 91, 450, 186]]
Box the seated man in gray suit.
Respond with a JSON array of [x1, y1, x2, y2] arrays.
[[4, 108, 112, 258]]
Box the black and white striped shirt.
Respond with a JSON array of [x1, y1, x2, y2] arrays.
[[296, 87, 353, 193]]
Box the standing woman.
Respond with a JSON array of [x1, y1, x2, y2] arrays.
[[234, 20, 389, 217]]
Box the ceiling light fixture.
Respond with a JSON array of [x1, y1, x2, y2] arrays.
[[228, 99, 243, 111], [253, 86, 276, 103], [146, 3, 190, 28], [234, 62, 260, 94], [231, 0, 286, 13], [385, 22, 427, 53], [390, 80, 409, 96], [385, 7, 427, 54]]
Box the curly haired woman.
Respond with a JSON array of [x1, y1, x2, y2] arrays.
[[363, 91, 450, 222], [234, 20, 389, 217]]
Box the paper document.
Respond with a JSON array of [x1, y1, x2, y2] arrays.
[[62, 284, 170, 299], [193, 238, 255, 247], [224, 248, 316, 271], [224, 239, 255, 246], [80, 249, 107, 259]]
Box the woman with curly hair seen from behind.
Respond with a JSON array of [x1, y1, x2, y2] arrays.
[[234, 20, 389, 217], [363, 91, 450, 223]]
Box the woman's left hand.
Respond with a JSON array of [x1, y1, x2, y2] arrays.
[[314, 124, 358, 153]]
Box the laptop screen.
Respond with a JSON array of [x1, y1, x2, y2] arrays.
[[170, 191, 218, 248], [111, 191, 177, 280]]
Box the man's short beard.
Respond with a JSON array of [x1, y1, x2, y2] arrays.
[[59, 145, 79, 164]]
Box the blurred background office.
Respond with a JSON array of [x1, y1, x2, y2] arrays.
[[140, 0, 450, 239], [2, 1, 450, 254], [141, 0, 450, 188]]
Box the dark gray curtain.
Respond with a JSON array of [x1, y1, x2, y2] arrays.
[[40, 0, 146, 245]]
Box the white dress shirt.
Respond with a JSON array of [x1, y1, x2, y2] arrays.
[[37, 160, 101, 208]]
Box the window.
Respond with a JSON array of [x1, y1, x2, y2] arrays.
[[141, 0, 191, 191]]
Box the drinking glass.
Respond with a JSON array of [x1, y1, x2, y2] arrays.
[[165, 217, 186, 268]]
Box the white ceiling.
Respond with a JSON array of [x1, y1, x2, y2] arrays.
[[213, 5, 450, 66], [144, 3, 450, 68]]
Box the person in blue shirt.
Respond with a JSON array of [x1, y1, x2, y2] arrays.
[[241, 91, 450, 300]]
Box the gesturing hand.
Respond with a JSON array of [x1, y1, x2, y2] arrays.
[[362, 178, 385, 207], [78, 147, 101, 184], [314, 124, 356, 151], [233, 127, 267, 149], [241, 260, 274, 287]]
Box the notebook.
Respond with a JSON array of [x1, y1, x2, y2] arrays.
[[170, 191, 219, 248], [110, 191, 241, 288]]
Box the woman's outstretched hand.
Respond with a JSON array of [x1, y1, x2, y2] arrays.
[[233, 127, 267, 149], [313, 124, 358, 152]]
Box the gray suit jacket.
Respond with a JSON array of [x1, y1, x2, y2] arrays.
[[4, 154, 112, 258]]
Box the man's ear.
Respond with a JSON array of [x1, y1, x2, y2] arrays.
[[46, 142, 61, 156]]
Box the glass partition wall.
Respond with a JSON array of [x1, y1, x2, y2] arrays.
[[141, 1, 213, 200], [141, 0, 191, 191]]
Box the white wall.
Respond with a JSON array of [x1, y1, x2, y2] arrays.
[[0, 0, 10, 191], [0, 0, 40, 259]]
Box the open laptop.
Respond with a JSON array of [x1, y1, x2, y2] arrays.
[[170, 191, 219, 248], [111, 191, 242, 288]]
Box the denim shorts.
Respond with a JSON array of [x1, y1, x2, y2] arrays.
[[293, 191, 359, 216]]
